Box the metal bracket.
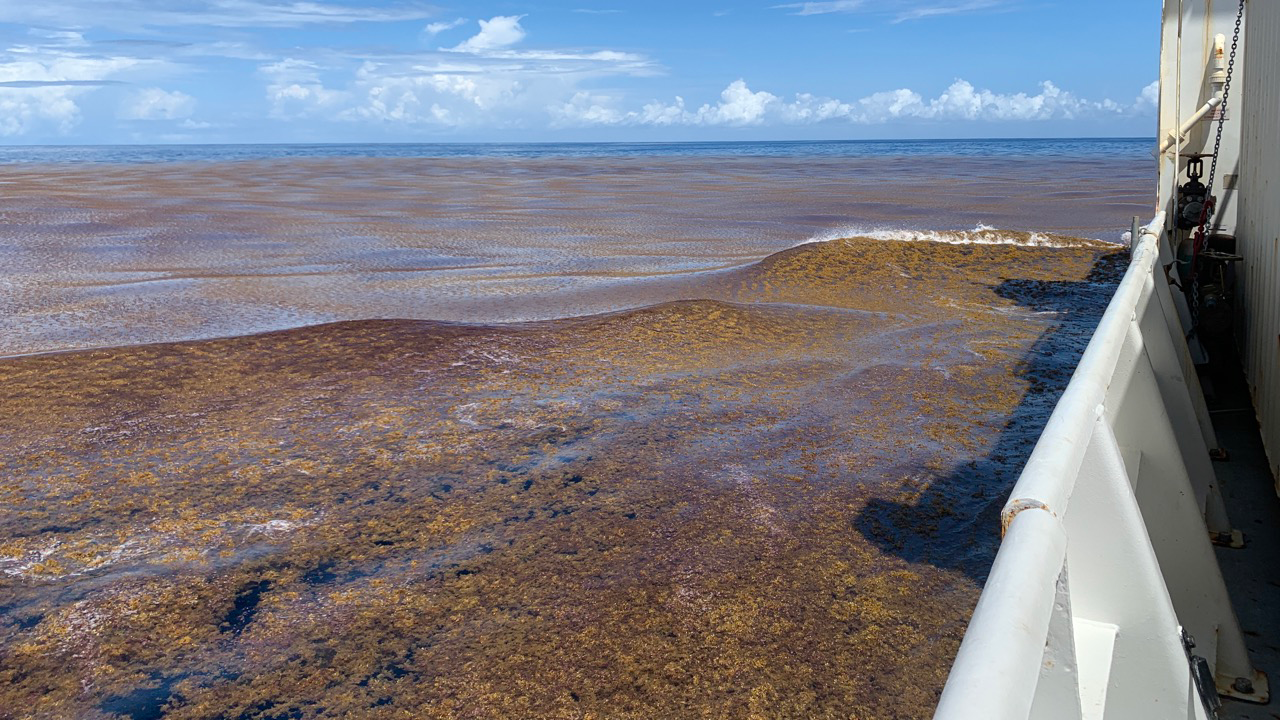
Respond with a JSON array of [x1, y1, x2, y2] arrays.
[[1209, 529, 1246, 548], [1218, 669, 1271, 704], [1183, 628, 1223, 718]]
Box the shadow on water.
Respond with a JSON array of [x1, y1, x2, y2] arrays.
[[99, 675, 179, 720], [852, 250, 1128, 583]]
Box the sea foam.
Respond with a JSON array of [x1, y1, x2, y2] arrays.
[[798, 223, 1107, 249]]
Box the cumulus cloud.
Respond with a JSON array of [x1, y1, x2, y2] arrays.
[[448, 16, 527, 53], [549, 91, 626, 126], [625, 80, 778, 126], [344, 61, 524, 124], [260, 58, 346, 118], [0, 53, 158, 136], [251, 16, 655, 130], [1136, 80, 1159, 110], [120, 87, 195, 119], [552, 77, 1154, 128]]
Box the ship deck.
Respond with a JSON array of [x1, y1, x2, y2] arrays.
[[1206, 344, 1280, 720]]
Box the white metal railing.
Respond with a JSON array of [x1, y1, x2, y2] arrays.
[[934, 212, 1268, 720]]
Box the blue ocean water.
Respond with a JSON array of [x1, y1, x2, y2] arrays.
[[0, 137, 1155, 165]]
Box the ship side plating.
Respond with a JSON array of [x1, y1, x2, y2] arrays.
[[1235, 0, 1280, 489]]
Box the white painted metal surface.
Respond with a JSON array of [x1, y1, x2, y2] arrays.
[[1158, 0, 1246, 234], [1236, 0, 1280, 490], [933, 215, 1266, 719]]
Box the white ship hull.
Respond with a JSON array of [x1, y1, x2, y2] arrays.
[[935, 1, 1279, 717]]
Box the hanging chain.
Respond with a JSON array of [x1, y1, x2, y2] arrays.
[[1203, 0, 1245, 213], [1190, 0, 1246, 330]]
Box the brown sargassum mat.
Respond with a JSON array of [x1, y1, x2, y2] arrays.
[[0, 237, 1125, 719]]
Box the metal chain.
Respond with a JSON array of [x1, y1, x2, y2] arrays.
[[1203, 0, 1245, 206], [1190, 0, 1246, 330]]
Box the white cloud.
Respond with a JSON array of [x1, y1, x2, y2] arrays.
[[553, 77, 1154, 129], [775, 1, 866, 15], [891, 1, 1004, 22], [0, 0, 437, 30], [252, 14, 655, 130], [700, 79, 777, 124], [120, 87, 195, 119], [0, 87, 81, 136], [342, 62, 534, 127], [448, 16, 527, 53], [260, 58, 346, 118], [26, 29, 88, 46], [424, 18, 466, 37], [0, 53, 158, 136], [591, 80, 778, 127], [265, 69, 1153, 133], [775, 0, 1008, 22], [1137, 80, 1159, 110], [550, 91, 626, 126], [3, 8, 662, 136]]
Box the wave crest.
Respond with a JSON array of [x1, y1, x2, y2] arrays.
[[799, 224, 1112, 249]]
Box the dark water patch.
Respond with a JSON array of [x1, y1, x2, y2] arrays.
[[302, 562, 337, 585], [8, 612, 43, 630], [10, 518, 101, 538], [221, 580, 271, 634], [99, 675, 178, 720], [230, 701, 305, 720]]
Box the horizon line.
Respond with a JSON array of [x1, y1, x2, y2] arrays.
[[1, 136, 1159, 149]]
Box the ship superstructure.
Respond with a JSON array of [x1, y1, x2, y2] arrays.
[[934, 1, 1279, 717]]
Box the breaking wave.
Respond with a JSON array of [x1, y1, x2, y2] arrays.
[[797, 223, 1115, 249]]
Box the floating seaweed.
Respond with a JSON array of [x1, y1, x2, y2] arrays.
[[0, 236, 1124, 719]]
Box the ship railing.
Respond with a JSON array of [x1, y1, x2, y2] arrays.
[[933, 211, 1268, 720]]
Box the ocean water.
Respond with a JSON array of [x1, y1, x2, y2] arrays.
[[0, 139, 1152, 356], [0, 137, 1154, 165], [0, 140, 1146, 718]]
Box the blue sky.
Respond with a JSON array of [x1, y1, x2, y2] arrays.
[[0, 1, 1161, 144]]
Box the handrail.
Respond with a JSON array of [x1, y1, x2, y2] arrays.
[[1000, 213, 1165, 527], [933, 210, 1267, 719], [933, 510, 1067, 720]]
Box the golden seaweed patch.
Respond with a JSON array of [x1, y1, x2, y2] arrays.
[[0, 238, 1125, 719]]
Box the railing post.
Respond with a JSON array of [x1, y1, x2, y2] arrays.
[[1134, 275, 1240, 543], [1101, 301, 1262, 701], [1028, 564, 1083, 720], [1150, 227, 1224, 458], [1063, 418, 1208, 719]]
